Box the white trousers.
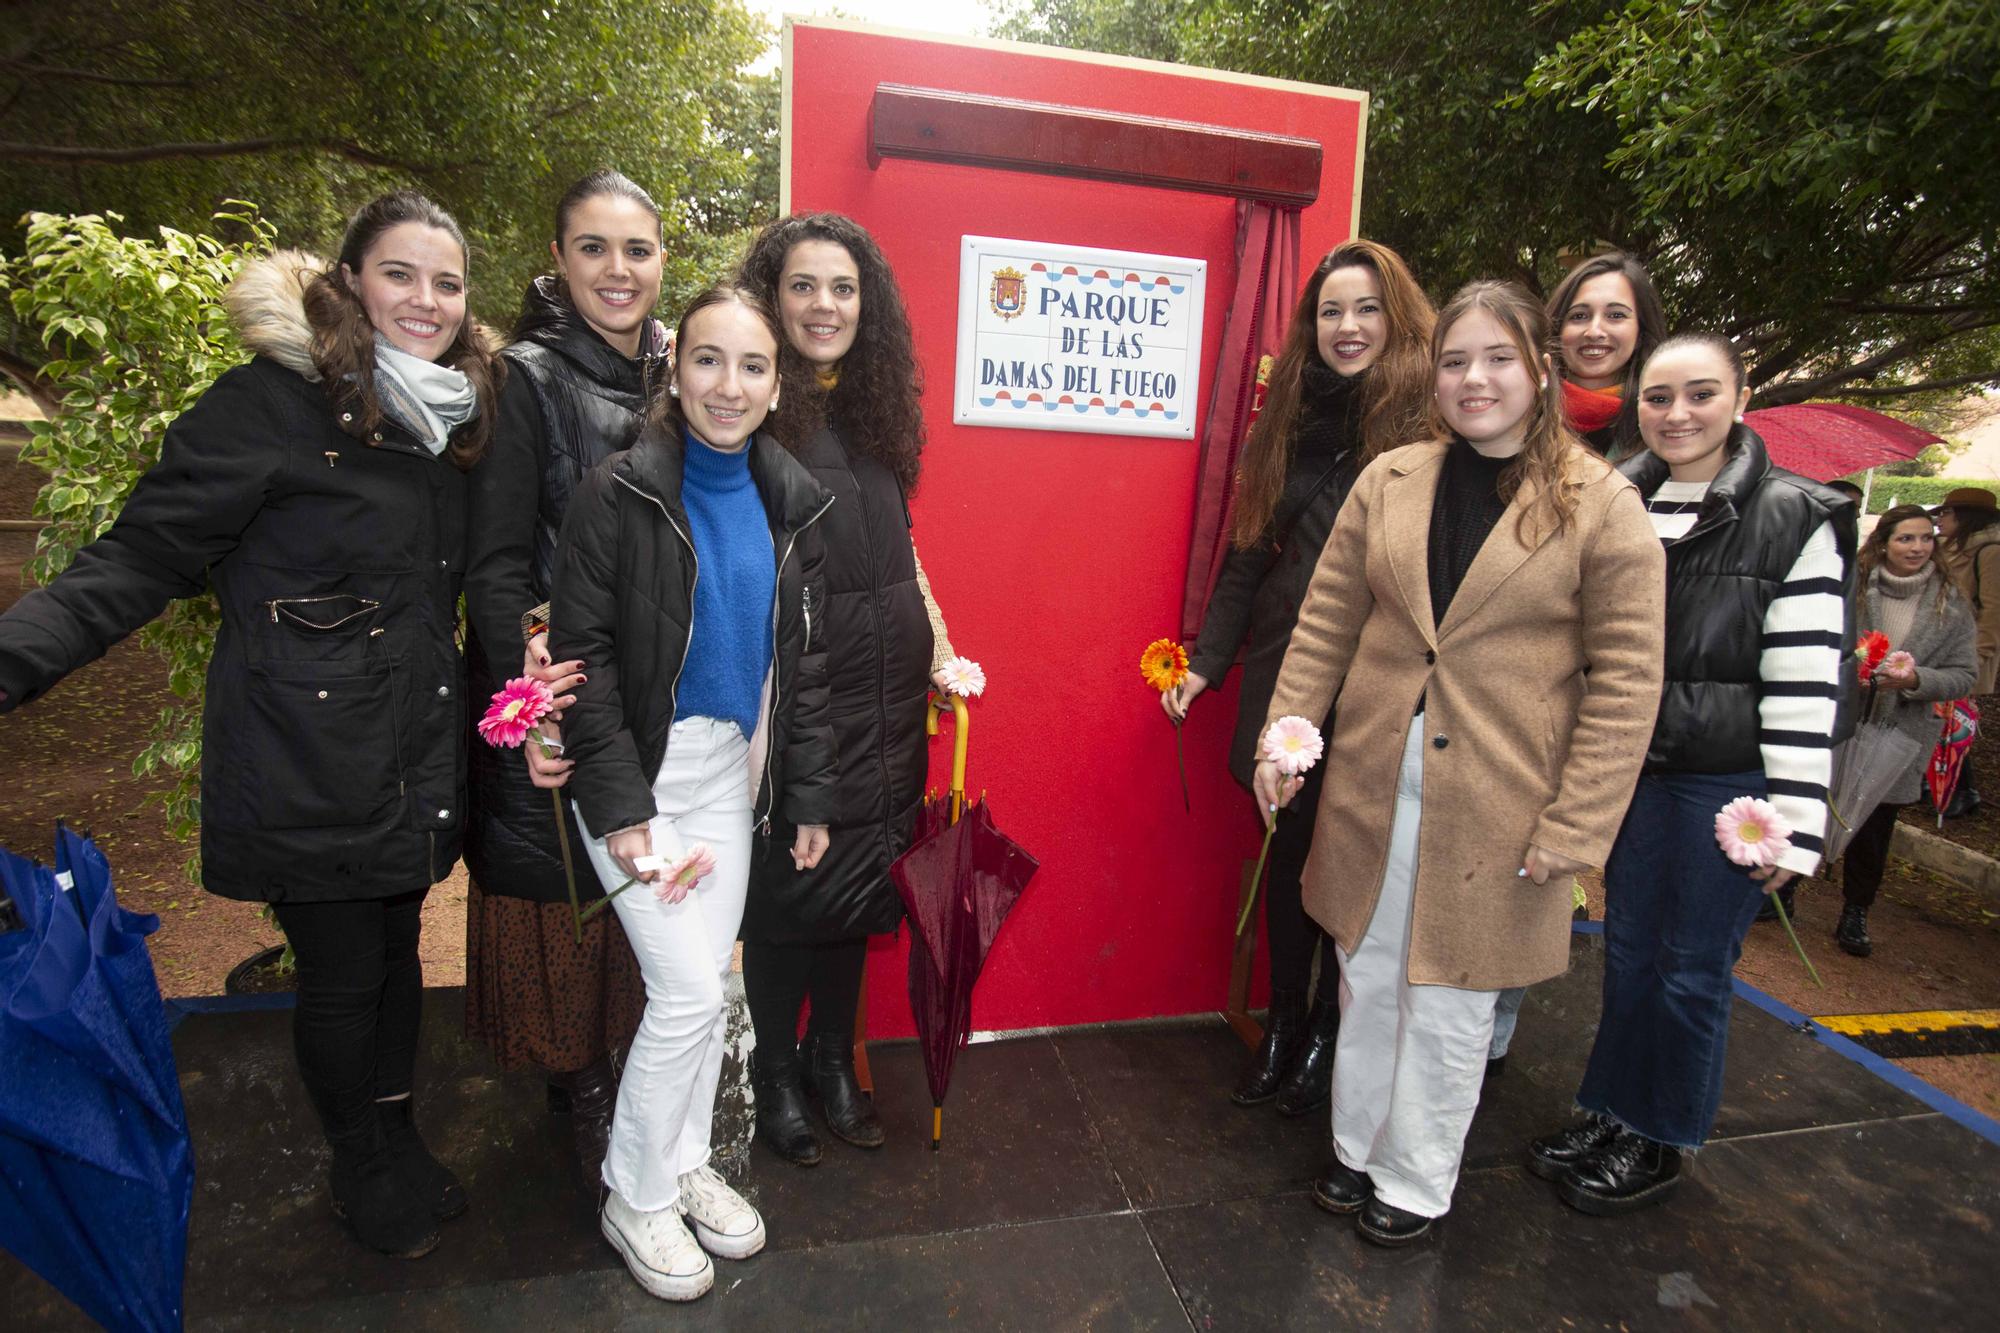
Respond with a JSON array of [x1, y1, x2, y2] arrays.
[[1330, 716, 1501, 1219], [578, 716, 753, 1212]]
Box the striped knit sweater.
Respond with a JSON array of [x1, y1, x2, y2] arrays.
[[1648, 480, 1842, 875]]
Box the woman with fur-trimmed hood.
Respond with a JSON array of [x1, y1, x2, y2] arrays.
[[0, 191, 500, 1261]]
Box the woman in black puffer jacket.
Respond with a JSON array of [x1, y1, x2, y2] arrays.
[[462, 170, 666, 1177], [0, 192, 500, 1260], [1173, 240, 1434, 1116], [735, 213, 963, 1164]]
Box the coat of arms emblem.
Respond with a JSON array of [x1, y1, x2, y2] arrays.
[[989, 266, 1027, 320]]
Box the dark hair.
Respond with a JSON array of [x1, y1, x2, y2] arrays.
[[1827, 480, 1865, 501], [1548, 251, 1667, 454], [1644, 330, 1748, 395], [1946, 505, 2000, 547], [650, 284, 784, 438], [1231, 239, 1436, 547], [1430, 279, 1604, 543], [736, 212, 924, 492], [1859, 503, 1951, 617], [302, 190, 498, 469], [554, 168, 662, 247]]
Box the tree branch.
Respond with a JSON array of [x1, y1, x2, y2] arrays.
[[0, 57, 192, 87], [0, 137, 458, 173], [1823, 370, 2000, 402]]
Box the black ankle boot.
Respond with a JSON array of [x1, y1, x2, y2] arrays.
[[377, 1097, 467, 1221], [1231, 988, 1307, 1106], [1527, 1112, 1619, 1182], [1311, 1160, 1372, 1215], [1274, 991, 1340, 1117], [328, 1118, 441, 1259], [1357, 1197, 1434, 1246], [1835, 905, 1872, 957], [751, 1046, 822, 1166], [1558, 1129, 1682, 1216], [562, 1057, 618, 1179], [804, 1031, 886, 1149]]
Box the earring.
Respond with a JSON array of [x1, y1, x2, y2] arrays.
[[768, 397, 780, 414], [668, 383, 680, 398]]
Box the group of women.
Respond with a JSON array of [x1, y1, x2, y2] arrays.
[[0, 169, 1981, 1293], [1182, 238, 1980, 1246], [0, 177, 953, 1303]]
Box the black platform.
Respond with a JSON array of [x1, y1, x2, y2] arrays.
[[6, 933, 1996, 1329]]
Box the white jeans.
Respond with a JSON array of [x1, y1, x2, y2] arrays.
[[1330, 716, 1501, 1219], [578, 716, 753, 1212]]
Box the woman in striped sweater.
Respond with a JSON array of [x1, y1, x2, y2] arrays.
[[1526, 332, 1856, 1215]]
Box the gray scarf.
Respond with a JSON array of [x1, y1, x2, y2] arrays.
[[372, 335, 477, 455]]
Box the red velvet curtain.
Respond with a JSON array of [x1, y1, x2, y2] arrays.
[[1180, 200, 1301, 642]]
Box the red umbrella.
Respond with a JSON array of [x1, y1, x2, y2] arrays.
[[1745, 403, 1940, 482], [1927, 698, 1980, 818], [890, 695, 1040, 1149]]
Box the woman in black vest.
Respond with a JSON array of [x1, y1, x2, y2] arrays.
[[1172, 239, 1434, 1113], [735, 213, 961, 1163], [1528, 333, 1856, 1215], [0, 191, 499, 1258], [463, 170, 667, 1177]]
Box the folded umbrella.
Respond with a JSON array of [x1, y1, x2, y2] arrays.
[[1926, 698, 1979, 822], [890, 694, 1039, 1150], [0, 825, 192, 1332], [1823, 697, 1929, 863]]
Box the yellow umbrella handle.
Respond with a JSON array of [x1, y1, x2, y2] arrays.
[[927, 691, 971, 824]]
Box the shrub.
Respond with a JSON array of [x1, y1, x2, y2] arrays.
[[1852, 476, 2000, 515], [0, 206, 275, 881]]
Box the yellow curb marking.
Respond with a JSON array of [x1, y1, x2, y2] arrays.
[[1813, 1009, 2000, 1036]]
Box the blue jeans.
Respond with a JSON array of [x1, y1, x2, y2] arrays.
[[1576, 770, 1770, 1149]]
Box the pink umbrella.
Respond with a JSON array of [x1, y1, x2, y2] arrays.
[[1745, 403, 1940, 482]]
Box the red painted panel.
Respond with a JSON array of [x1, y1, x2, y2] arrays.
[[869, 84, 1324, 205], [785, 22, 1365, 1037]]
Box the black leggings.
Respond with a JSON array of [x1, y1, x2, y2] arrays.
[[270, 888, 427, 1155], [743, 937, 868, 1054], [1263, 762, 1331, 997], [1840, 802, 1905, 910]]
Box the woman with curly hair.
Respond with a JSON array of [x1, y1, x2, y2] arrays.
[[734, 212, 964, 1164], [1171, 239, 1433, 1115], [1257, 280, 1664, 1244], [0, 190, 500, 1259]]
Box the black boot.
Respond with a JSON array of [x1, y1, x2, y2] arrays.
[[1274, 990, 1340, 1117], [377, 1097, 467, 1221], [1357, 1197, 1434, 1246], [1558, 1129, 1682, 1216], [559, 1057, 618, 1180], [324, 1107, 441, 1259], [1527, 1112, 1620, 1182], [1310, 1160, 1372, 1216], [751, 1046, 822, 1166], [1945, 781, 1980, 821], [1755, 882, 1797, 924], [803, 1031, 886, 1149], [1230, 988, 1306, 1106], [1835, 905, 1873, 957]]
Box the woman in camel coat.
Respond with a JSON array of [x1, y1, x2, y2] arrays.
[[1258, 280, 1664, 1245]]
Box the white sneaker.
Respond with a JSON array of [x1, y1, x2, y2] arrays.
[[677, 1164, 767, 1259], [601, 1188, 714, 1301]]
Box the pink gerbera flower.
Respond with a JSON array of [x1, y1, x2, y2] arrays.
[[938, 656, 987, 698], [1260, 715, 1325, 776], [1714, 796, 1793, 868], [476, 676, 556, 748], [655, 843, 719, 901]]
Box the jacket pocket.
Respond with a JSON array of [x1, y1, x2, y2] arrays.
[[242, 665, 403, 829]]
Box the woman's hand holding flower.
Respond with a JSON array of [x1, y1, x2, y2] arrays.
[[1161, 671, 1209, 723]]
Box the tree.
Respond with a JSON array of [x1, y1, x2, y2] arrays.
[[991, 0, 2000, 409], [1, 0, 774, 394]]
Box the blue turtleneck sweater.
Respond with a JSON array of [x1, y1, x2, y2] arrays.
[[676, 431, 774, 737]]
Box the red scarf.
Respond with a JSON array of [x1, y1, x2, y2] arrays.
[[1561, 378, 1623, 434]]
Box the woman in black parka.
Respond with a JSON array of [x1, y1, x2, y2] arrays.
[[0, 192, 500, 1260], [735, 213, 963, 1164], [1172, 240, 1434, 1115], [462, 171, 665, 1177]]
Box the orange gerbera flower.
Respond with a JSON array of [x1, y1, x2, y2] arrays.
[[1140, 638, 1189, 693]]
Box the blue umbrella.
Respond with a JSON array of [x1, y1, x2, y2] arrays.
[[0, 826, 191, 1332]]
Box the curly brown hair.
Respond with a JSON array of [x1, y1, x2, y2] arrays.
[[1231, 239, 1435, 547], [1429, 279, 1608, 544], [1859, 503, 1953, 618], [735, 212, 924, 492], [301, 190, 500, 470]]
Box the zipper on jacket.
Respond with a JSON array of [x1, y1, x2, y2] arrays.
[[758, 493, 836, 836], [613, 472, 700, 761]]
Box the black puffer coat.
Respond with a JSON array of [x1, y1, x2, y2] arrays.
[[1619, 425, 1857, 774], [551, 427, 837, 841], [1188, 370, 1363, 789], [462, 280, 665, 901], [743, 425, 932, 943], [0, 254, 471, 902]]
